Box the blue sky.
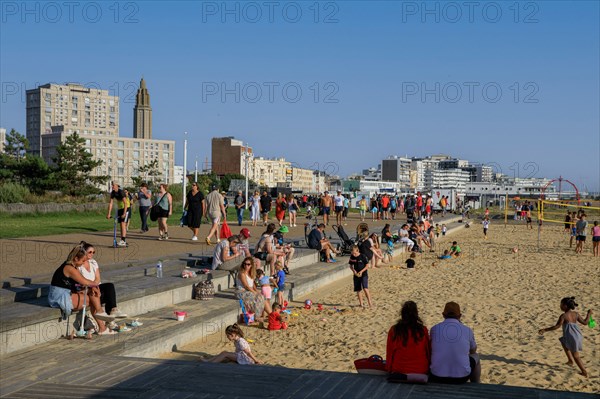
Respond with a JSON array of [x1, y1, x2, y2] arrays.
[[1, 1, 599, 191]]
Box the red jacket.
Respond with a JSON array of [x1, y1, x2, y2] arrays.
[[386, 326, 430, 374]]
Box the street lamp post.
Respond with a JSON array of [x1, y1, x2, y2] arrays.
[[183, 132, 188, 210], [244, 143, 249, 210], [194, 156, 198, 182]]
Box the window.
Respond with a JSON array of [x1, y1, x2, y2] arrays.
[[133, 151, 139, 159], [117, 150, 124, 158], [133, 142, 140, 149], [118, 141, 124, 148], [163, 144, 169, 150]]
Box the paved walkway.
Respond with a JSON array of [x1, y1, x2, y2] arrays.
[[0, 354, 594, 399], [0, 212, 463, 281]]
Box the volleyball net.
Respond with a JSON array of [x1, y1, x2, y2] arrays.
[[538, 200, 600, 225]]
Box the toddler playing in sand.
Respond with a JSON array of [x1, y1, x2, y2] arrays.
[[203, 324, 260, 365], [538, 297, 593, 378], [449, 241, 461, 257], [268, 303, 288, 330]]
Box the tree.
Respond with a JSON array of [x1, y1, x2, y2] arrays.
[[52, 133, 108, 195], [220, 173, 257, 193], [131, 160, 161, 191], [17, 155, 54, 194], [4, 129, 29, 161]]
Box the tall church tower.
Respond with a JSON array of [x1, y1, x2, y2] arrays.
[[133, 78, 152, 139]]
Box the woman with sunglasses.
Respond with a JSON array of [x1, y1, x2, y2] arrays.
[[78, 241, 127, 319], [49, 244, 116, 335], [235, 256, 272, 322]]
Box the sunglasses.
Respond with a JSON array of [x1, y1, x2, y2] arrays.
[[243, 262, 252, 266], [87, 250, 95, 254]]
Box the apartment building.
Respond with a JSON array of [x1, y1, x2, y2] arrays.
[[25, 81, 174, 186]]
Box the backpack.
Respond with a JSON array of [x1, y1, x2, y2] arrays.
[[73, 310, 100, 333], [193, 280, 215, 300]]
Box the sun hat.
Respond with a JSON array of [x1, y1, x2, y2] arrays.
[[278, 225, 289, 233], [240, 228, 251, 238]]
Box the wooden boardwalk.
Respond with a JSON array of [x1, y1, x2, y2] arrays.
[[0, 354, 595, 399]]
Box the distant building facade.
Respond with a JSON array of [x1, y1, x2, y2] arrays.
[[0, 127, 6, 153], [382, 157, 411, 183], [26, 81, 174, 187], [211, 137, 254, 176], [174, 165, 184, 184], [211, 137, 323, 192]]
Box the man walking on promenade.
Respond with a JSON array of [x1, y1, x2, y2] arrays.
[[107, 182, 129, 247], [234, 190, 246, 226], [260, 191, 272, 226], [321, 191, 333, 225], [334, 190, 344, 226], [137, 183, 152, 233], [205, 184, 226, 245]]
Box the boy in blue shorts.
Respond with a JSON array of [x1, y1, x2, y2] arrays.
[[274, 262, 286, 305], [349, 245, 373, 308]]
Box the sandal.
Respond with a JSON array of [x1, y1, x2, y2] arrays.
[[128, 319, 144, 327], [98, 328, 117, 335]]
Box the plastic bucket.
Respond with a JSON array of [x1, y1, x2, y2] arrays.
[[174, 311, 187, 321]]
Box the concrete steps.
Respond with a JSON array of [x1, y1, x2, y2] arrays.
[[0, 248, 317, 355]]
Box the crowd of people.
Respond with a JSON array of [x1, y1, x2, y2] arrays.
[[58, 181, 594, 381]]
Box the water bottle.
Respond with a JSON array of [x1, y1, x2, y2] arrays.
[[156, 260, 163, 278]]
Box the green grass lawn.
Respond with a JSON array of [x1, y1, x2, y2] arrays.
[[0, 206, 309, 239], [0, 206, 184, 239]]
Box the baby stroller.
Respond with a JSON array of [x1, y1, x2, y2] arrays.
[[406, 209, 416, 225], [332, 224, 355, 256]]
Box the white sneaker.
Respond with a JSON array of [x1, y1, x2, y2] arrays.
[[192, 236, 198, 241], [118, 240, 127, 247], [95, 312, 116, 322], [110, 308, 128, 318]]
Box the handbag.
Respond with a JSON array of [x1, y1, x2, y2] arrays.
[[180, 210, 188, 227], [193, 280, 214, 300], [150, 194, 166, 222], [354, 355, 387, 375], [220, 220, 232, 239]]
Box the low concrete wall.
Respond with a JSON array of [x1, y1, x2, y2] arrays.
[[0, 202, 106, 214]]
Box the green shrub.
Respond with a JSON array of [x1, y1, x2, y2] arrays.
[[0, 182, 31, 203]]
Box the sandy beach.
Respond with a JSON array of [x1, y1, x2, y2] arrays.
[[162, 221, 600, 393]]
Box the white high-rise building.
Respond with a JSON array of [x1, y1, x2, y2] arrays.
[[0, 128, 6, 154], [25, 81, 175, 187]]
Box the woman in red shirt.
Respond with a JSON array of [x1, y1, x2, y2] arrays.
[[386, 300, 430, 374]]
